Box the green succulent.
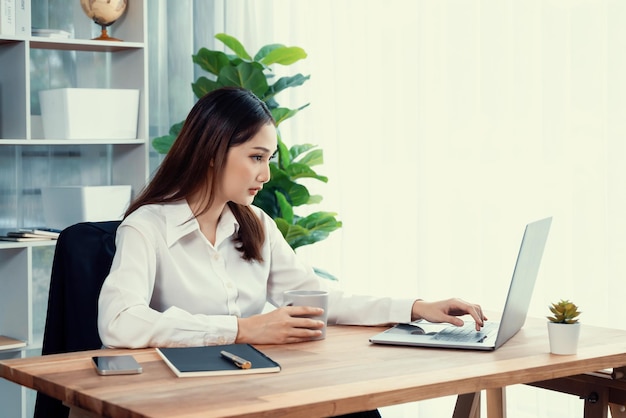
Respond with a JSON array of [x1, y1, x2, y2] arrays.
[[547, 299, 581, 324]]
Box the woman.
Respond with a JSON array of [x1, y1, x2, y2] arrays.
[[98, 86, 486, 350]]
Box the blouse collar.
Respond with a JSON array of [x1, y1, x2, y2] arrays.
[[165, 200, 238, 247]]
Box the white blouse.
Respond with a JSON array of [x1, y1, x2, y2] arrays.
[[97, 200, 415, 348]]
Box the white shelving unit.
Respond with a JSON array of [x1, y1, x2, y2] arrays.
[[0, 1, 149, 417]]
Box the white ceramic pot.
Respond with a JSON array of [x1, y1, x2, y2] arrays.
[[547, 322, 581, 355]]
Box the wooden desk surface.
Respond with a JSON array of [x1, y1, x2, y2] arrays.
[[2, 317, 626, 418]]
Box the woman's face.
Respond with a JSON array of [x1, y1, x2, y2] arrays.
[[218, 123, 277, 206]]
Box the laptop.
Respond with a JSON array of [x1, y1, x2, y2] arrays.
[[369, 216, 552, 351]]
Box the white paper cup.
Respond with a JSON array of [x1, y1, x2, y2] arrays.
[[283, 290, 329, 340]]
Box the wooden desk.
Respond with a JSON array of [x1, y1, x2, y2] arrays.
[[2, 317, 626, 418]]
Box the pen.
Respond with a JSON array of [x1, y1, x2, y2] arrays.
[[220, 350, 252, 369]]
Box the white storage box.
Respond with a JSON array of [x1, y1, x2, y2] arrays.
[[39, 88, 140, 139], [42, 186, 131, 230]]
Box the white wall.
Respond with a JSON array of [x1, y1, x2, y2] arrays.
[[229, 0, 626, 330], [219, 1, 626, 415]]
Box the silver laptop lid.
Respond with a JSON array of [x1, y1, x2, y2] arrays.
[[493, 216, 552, 349]]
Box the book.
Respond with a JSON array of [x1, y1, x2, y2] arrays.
[[7, 228, 60, 239], [7, 232, 55, 239], [14, 0, 26, 36], [0, 335, 26, 351], [156, 344, 281, 377], [31, 28, 71, 39], [0, 0, 15, 36], [7, 232, 54, 239], [32, 228, 62, 237], [0, 235, 53, 242]]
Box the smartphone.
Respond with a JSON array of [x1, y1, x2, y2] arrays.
[[92, 355, 143, 375]]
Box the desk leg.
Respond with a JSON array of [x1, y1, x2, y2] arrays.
[[486, 387, 506, 418], [583, 387, 608, 418], [452, 392, 481, 418], [610, 404, 626, 417], [67, 406, 101, 418]]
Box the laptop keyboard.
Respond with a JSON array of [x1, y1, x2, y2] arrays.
[[433, 321, 499, 342]]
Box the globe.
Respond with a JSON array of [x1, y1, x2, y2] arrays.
[[80, 0, 128, 41]]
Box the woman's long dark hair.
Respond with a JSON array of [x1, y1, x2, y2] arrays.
[[126, 87, 275, 261]]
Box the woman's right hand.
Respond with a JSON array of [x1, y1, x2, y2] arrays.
[[235, 306, 325, 344]]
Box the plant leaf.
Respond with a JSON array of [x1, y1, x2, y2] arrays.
[[274, 184, 309, 207], [218, 62, 268, 98], [286, 163, 328, 182], [290, 144, 317, 160], [273, 219, 317, 249], [215, 33, 252, 61], [296, 212, 342, 232], [260, 46, 307, 66], [547, 299, 581, 323], [289, 229, 332, 249], [264, 96, 279, 110], [152, 121, 184, 154], [274, 191, 294, 224], [282, 182, 310, 207], [254, 43, 285, 62], [271, 107, 299, 126], [168, 120, 185, 136], [307, 195, 323, 205], [276, 138, 291, 170], [263, 165, 311, 207], [314, 267, 339, 281], [152, 134, 176, 154], [191, 76, 221, 100], [298, 149, 324, 167], [274, 217, 292, 238], [192, 48, 231, 76], [266, 74, 311, 100], [253, 188, 279, 218]]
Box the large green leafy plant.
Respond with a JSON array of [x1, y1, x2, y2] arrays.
[[153, 34, 341, 278]]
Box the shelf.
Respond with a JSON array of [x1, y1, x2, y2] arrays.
[[0, 138, 147, 145], [0, 240, 57, 250], [1, 37, 144, 52], [30, 37, 144, 52], [0, 1, 149, 414], [0, 336, 27, 352], [0, 38, 22, 45]]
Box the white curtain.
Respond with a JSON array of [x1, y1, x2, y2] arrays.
[[150, 1, 626, 416]]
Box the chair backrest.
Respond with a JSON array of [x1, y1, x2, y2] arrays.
[[34, 220, 121, 418]]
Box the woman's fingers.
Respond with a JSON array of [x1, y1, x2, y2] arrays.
[[236, 306, 325, 344]]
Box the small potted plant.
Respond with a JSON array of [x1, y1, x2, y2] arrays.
[[546, 299, 581, 355]]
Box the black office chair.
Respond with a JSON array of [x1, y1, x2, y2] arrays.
[[33, 221, 122, 418]]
